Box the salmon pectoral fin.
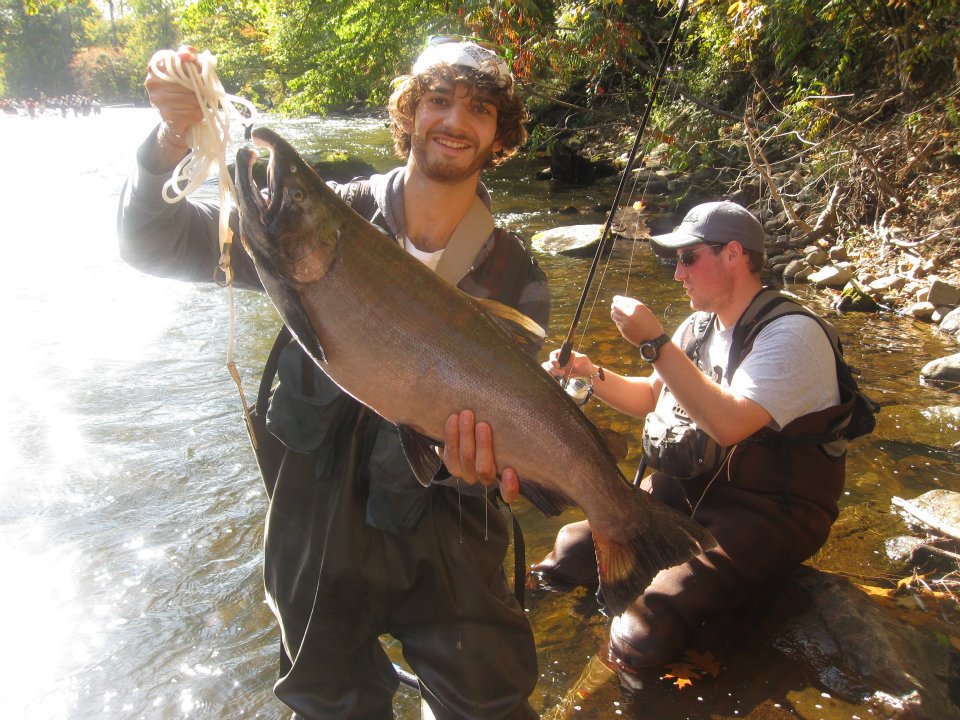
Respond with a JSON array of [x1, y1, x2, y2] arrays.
[[398, 425, 442, 487], [518, 480, 576, 517], [593, 501, 717, 617], [274, 286, 327, 365]]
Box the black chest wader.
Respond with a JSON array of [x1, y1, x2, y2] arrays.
[[550, 290, 854, 671], [611, 292, 854, 667], [244, 180, 542, 720]]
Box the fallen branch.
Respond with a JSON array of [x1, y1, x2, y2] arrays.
[[743, 102, 812, 234], [892, 496, 960, 541]]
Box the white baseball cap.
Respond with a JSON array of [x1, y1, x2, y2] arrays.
[[411, 36, 513, 87]]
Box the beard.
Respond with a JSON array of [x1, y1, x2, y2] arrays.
[[410, 131, 495, 184]]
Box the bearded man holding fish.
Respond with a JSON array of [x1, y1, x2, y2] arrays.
[[118, 38, 550, 719]]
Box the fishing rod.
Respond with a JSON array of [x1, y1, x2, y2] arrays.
[[558, 0, 689, 372]]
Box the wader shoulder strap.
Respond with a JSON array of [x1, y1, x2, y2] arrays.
[[510, 509, 526, 610], [730, 288, 870, 443], [681, 311, 715, 371], [434, 196, 495, 285], [257, 325, 293, 414]]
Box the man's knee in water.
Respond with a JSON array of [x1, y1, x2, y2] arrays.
[[607, 596, 688, 670], [531, 520, 598, 587]]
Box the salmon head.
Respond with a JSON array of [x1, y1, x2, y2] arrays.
[[235, 126, 344, 286]]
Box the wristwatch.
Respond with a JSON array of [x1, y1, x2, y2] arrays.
[[638, 333, 670, 362]]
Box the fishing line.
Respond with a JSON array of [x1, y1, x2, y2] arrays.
[[149, 49, 260, 444], [558, 0, 689, 378], [621, 73, 684, 301], [572, 68, 682, 361]]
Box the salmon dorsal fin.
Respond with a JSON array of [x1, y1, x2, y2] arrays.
[[398, 425, 442, 487], [475, 298, 546, 346]]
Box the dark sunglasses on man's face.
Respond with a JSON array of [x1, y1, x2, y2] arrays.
[[676, 244, 720, 267]]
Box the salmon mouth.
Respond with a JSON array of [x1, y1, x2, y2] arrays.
[[236, 127, 290, 232]]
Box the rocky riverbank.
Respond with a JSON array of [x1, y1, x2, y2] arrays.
[[533, 126, 960, 390]]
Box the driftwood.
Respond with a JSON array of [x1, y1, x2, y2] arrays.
[[892, 490, 960, 541]]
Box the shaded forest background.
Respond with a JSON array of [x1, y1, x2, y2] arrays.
[[2, 0, 958, 274]]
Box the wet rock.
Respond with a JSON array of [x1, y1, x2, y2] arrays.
[[928, 279, 960, 308], [938, 307, 960, 341], [809, 265, 854, 288], [783, 260, 813, 282], [805, 249, 830, 267], [869, 274, 907, 295], [764, 567, 960, 720], [884, 534, 929, 563], [907, 301, 937, 321], [531, 224, 605, 256], [920, 353, 960, 384], [549, 137, 618, 185], [768, 252, 799, 267], [834, 280, 880, 312]]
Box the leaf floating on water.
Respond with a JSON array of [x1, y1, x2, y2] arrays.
[[683, 649, 722, 678], [661, 662, 701, 689], [661, 649, 722, 690]]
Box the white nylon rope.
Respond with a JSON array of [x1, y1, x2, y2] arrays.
[[149, 49, 261, 445]]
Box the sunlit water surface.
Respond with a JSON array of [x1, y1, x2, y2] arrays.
[[0, 108, 956, 720]]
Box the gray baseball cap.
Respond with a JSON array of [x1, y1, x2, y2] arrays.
[[650, 201, 764, 257]]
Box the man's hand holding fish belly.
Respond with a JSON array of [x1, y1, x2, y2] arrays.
[[443, 409, 521, 503]]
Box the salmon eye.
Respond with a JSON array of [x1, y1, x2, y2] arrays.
[[292, 189, 305, 202]]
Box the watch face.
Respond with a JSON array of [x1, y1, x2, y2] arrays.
[[640, 334, 667, 362]]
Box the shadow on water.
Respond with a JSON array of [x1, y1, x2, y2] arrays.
[[2, 111, 957, 719]]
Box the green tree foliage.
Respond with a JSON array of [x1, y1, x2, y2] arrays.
[[120, 0, 180, 100], [683, 0, 959, 111], [0, 0, 101, 97], [267, 0, 449, 114], [2, 0, 957, 135], [178, 0, 272, 105]]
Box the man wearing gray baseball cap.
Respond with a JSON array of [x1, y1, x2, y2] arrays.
[[536, 199, 851, 677]]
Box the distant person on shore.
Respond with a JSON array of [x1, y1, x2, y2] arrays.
[[534, 201, 850, 674], [117, 39, 548, 718]]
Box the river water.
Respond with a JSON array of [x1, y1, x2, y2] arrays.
[[0, 108, 957, 720]]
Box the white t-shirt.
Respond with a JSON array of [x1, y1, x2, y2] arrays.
[[403, 236, 445, 271], [668, 313, 840, 431]]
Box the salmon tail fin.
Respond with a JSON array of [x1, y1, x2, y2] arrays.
[[593, 504, 716, 617]]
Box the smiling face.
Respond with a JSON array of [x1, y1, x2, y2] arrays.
[[388, 64, 527, 171], [406, 80, 503, 184]]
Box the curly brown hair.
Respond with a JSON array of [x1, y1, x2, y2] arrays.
[[387, 64, 528, 169]]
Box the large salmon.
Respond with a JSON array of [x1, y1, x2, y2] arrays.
[[234, 126, 714, 615]]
